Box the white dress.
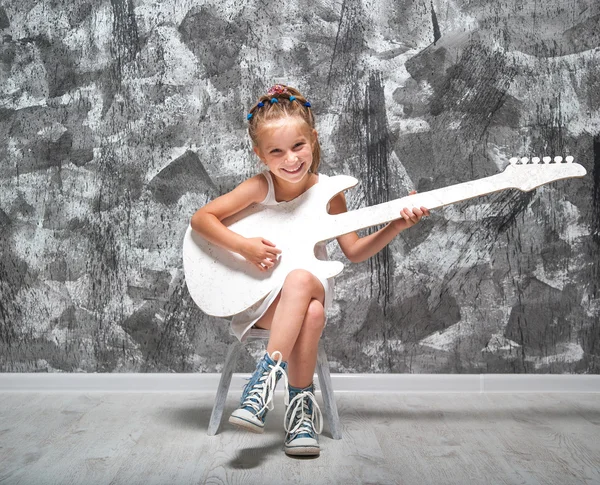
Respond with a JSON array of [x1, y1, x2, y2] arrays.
[[230, 170, 335, 342]]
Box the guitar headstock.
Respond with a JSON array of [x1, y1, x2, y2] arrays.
[[501, 156, 587, 191]]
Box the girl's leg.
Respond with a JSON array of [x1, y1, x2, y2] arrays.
[[286, 298, 324, 387], [282, 298, 325, 457]]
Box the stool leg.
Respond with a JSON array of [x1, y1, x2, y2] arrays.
[[316, 340, 342, 440], [207, 340, 241, 436]]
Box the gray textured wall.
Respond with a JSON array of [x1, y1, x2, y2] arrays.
[[1, 0, 599, 374]]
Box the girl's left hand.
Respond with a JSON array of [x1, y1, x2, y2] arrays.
[[392, 190, 430, 232]]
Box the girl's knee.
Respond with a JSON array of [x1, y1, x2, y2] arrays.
[[284, 269, 315, 288], [283, 269, 324, 298]]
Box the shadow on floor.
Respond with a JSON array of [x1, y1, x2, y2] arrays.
[[167, 404, 214, 431], [227, 438, 284, 469]]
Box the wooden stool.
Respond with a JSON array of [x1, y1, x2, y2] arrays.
[[207, 328, 342, 439]]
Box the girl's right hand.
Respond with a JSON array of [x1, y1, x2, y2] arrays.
[[239, 238, 282, 272]]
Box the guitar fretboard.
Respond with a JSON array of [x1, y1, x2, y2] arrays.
[[322, 172, 513, 240]]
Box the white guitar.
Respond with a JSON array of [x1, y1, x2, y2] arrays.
[[183, 156, 586, 317]]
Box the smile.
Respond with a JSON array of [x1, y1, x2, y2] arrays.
[[282, 162, 304, 174]]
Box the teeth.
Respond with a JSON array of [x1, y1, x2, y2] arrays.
[[283, 163, 302, 173]]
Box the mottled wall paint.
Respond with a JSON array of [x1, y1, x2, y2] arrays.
[[0, 0, 598, 374]]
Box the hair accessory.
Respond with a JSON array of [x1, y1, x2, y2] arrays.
[[267, 84, 288, 96], [304, 101, 311, 107], [289, 95, 296, 101], [257, 102, 264, 107], [247, 113, 253, 120], [270, 98, 278, 103]]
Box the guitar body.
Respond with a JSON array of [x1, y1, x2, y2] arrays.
[[183, 174, 359, 317]]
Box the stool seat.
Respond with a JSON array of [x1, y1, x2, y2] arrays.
[[207, 330, 342, 440]]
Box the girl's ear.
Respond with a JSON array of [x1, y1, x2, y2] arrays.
[[253, 145, 264, 161], [312, 129, 318, 142]]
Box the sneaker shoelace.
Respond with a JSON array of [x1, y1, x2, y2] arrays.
[[284, 390, 323, 439], [241, 351, 288, 416]]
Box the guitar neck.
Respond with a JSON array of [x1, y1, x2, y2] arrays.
[[323, 172, 512, 240]]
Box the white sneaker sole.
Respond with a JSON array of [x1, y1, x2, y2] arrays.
[[284, 445, 320, 456], [228, 414, 265, 434]]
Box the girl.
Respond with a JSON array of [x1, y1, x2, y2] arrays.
[[190, 84, 429, 457]]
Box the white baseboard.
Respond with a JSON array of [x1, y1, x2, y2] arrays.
[[0, 373, 599, 393]]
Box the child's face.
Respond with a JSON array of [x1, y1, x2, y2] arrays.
[[253, 116, 316, 184]]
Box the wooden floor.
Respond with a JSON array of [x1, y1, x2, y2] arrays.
[[0, 391, 599, 485]]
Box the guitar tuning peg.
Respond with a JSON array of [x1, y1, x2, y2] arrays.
[[509, 157, 518, 165], [520, 157, 529, 164], [531, 157, 540, 164], [554, 156, 563, 163], [542, 156, 551, 164], [565, 155, 574, 163]]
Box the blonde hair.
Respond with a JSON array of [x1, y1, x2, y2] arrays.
[[247, 85, 321, 173]]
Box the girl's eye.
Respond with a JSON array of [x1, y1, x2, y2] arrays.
[[294, 143, 305, 149]]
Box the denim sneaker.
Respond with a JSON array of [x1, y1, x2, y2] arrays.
[[229, 350, 288, 433], [283, 383, 323, 456]]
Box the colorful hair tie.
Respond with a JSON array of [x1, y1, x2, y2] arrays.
[[247, 91, 308, 120], [267, 84, 288, 96]]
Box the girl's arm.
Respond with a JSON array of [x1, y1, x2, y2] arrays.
[[190, 175, 282, 272], [328, 191, 429, 264]]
